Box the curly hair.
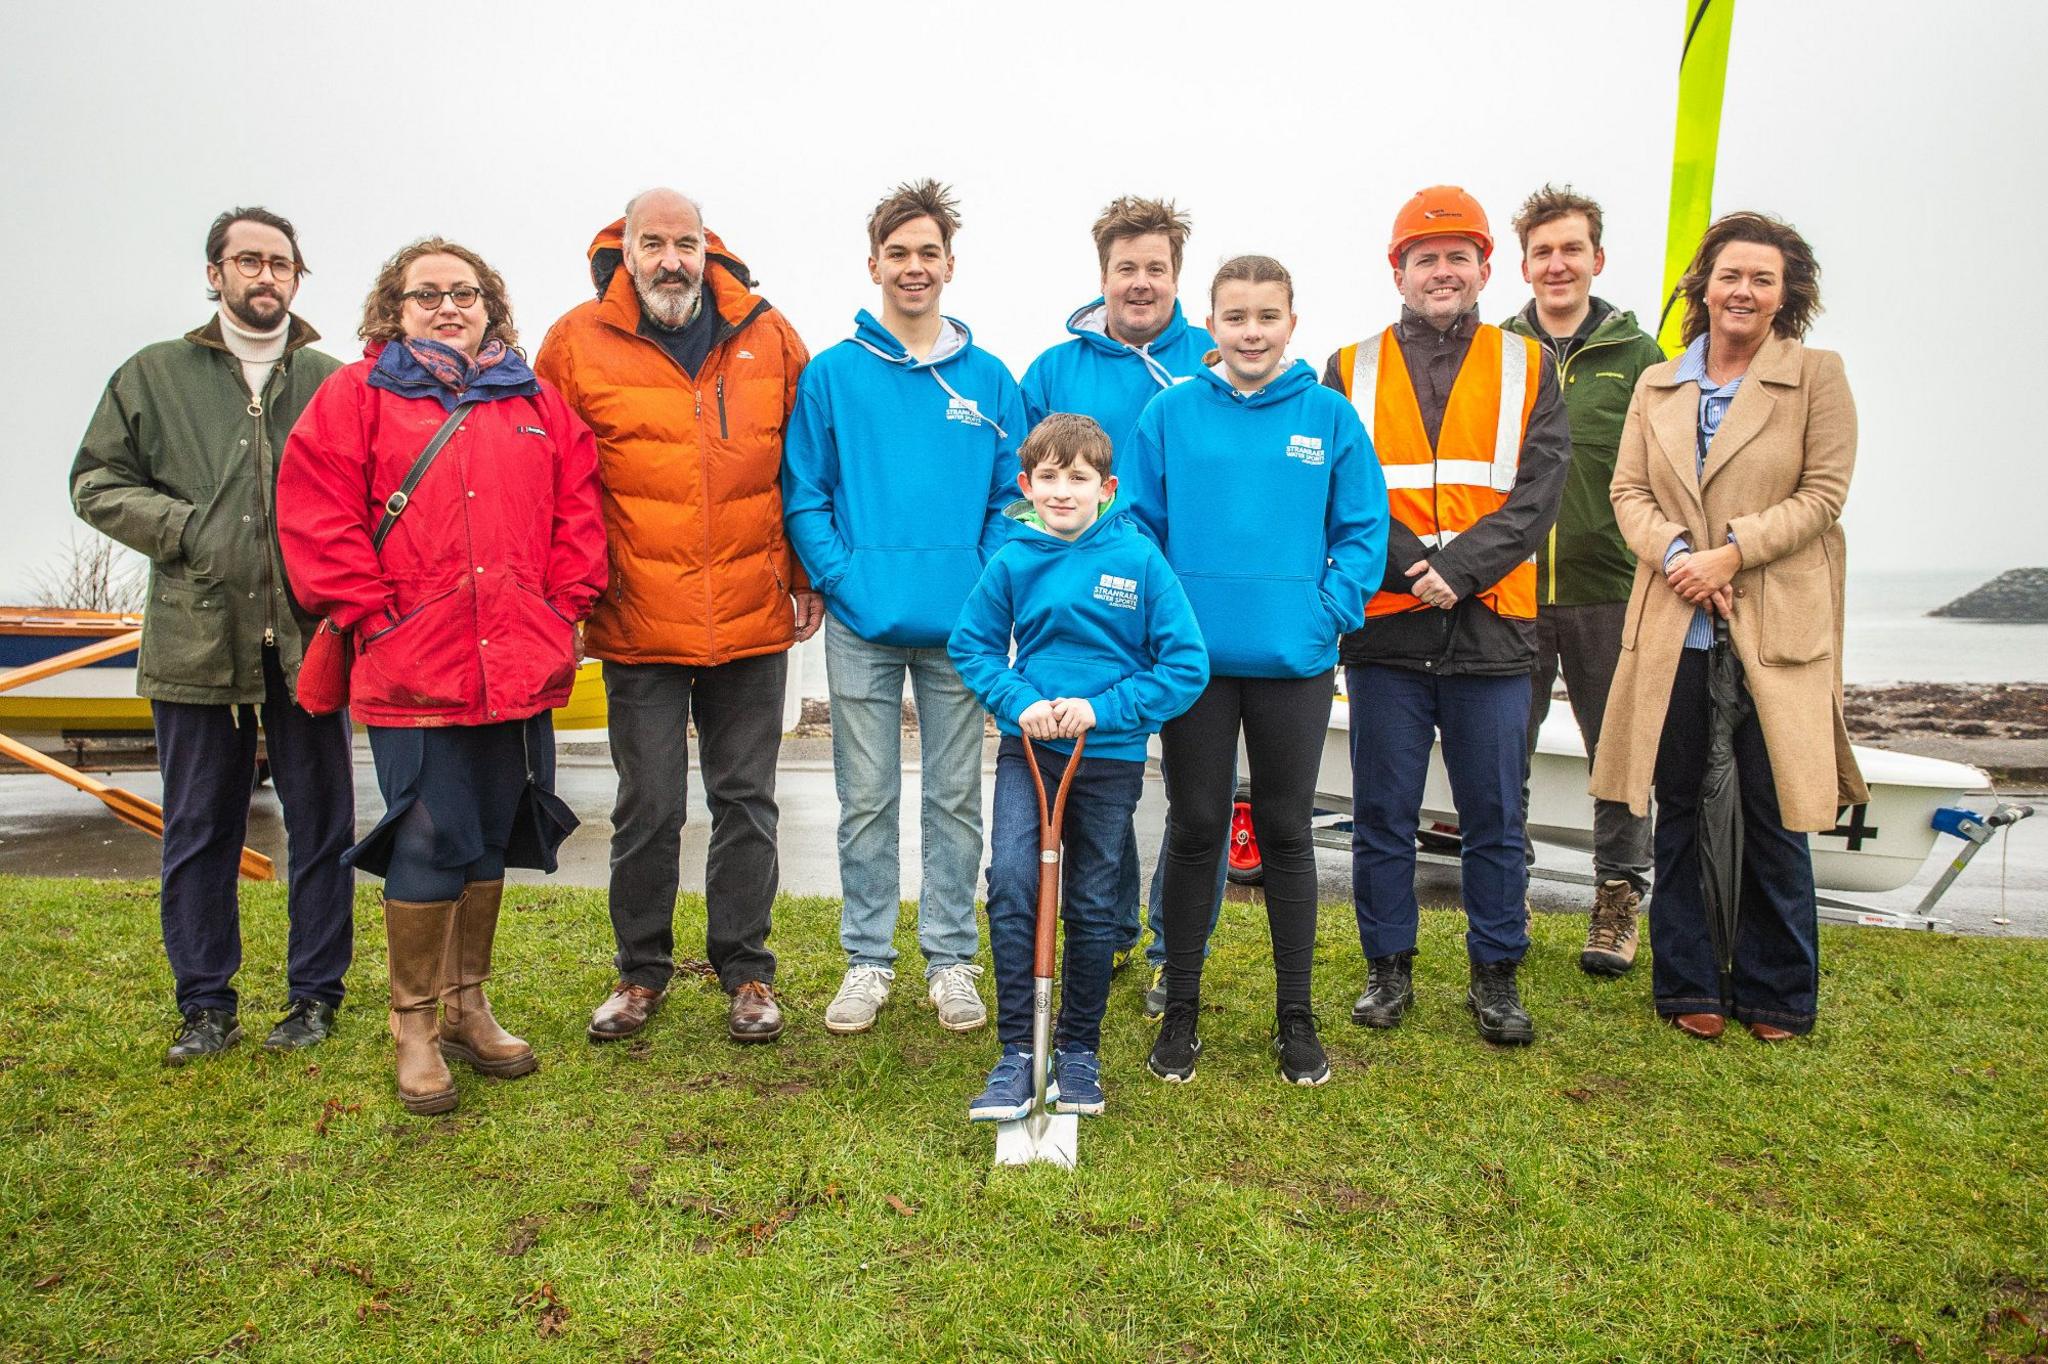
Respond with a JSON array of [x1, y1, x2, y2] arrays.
[[1678, 212, 1822, 345], [867, 179, 961, 254], [1092, 196, 1193, 276], [358, 237, 518, 350]]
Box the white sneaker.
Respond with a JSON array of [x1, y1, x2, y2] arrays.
[[824, 965, 895, 1034], [926, 962, 988, 1033]]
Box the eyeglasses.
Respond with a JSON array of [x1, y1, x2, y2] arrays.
[[403, 286, 483, 310], [216, 252, 300, 280]]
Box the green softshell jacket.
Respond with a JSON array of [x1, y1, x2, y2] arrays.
[[70, 316, 343, 704], [1502, 301, 1666, 606]]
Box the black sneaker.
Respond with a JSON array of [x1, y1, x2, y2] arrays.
[[1274, 1004, 1331, 1085], [1351, 952, 1415, 1028], [1142, 965, 1169, 1021], [1147, 998, 1201, 1082], [166, 1008, 241, 1066], [1467, 959, 1536, 1046], [263, 998, 337, 1051]]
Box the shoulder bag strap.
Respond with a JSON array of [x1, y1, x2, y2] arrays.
[[372, 399, 477, 553]]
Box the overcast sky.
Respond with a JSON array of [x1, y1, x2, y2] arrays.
[[4, 0, 2042, 602]]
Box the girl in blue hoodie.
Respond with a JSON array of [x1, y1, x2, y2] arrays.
[[1120, 255, 1389, 1086], [951, 414, 1208, 1120]]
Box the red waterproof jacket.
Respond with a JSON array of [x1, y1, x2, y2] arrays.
[[276, 348, 607, 727]]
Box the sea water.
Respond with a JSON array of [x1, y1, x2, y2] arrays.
[[1845, 569, 2048, 684]]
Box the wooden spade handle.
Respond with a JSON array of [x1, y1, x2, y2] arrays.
[[1021, 732, 1086, 979]]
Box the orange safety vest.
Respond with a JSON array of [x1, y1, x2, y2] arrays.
[[1336, 324, 1542, 620]]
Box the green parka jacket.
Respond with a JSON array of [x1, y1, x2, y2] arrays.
[[1502, 300, 1666, 606], [69, 315, 342, 704]]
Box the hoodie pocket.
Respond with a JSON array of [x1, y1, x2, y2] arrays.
[[1179, 572, 1330, 677], [834, 545, 983, 646]]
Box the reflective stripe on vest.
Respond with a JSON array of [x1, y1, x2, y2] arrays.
[[1339, 324, 1541, 620]]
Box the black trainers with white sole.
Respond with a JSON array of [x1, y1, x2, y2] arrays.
[[1147, 997, 1201, 1082], [1274, 1004, 1331, 1085]]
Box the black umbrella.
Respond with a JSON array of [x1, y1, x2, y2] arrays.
[[1699, 616, 1751, 1005]]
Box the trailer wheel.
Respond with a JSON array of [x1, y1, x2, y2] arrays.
[[1226, 798, 1263, 885]]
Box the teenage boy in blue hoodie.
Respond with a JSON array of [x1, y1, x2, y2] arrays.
[[950, 414, 1208, 1119], [782, 179, 1026, 1037], [1019, 195, 1228, 1016]]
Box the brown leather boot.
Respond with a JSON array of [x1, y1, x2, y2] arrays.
[[385, 898, 458, 1115], [438, 879, 538, 1079]]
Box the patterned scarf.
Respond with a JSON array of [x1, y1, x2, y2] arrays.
[[400, 337, 512, 393]]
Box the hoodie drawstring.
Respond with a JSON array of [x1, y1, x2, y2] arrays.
[[926, 367, 1009, 440]]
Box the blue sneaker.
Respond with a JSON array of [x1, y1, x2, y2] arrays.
[[1052, 1048, 1105, 1116], [968, 1046, 1035, 1122]]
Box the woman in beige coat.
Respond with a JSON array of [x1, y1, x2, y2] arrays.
[[1591, 212, 1866, 1043]]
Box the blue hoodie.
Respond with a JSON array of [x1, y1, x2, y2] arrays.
[[950, 510, 1208, 761], [1121, 359, 1389, 679], [782, 310, 1026, 647], [1019, 299, 1212, 471]]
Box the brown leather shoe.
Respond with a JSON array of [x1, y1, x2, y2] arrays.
[[385, 897, 458, 1116], [589, 981, 666, 1040], [1669, 1012, 1726, 1041], [728, 980, 784, 1044], [438, 880, 537, 1079], [1747, 1021, 1796, 1043]]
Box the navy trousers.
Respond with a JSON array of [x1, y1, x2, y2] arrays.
[[1348, 663, 1530, 967], [1649, 649, 1819, 1033], [985, 737, 1143, 1051], [151, 646, 356, 1014]]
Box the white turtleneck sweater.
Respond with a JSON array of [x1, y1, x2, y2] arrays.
[[217, 307, 289, 399]]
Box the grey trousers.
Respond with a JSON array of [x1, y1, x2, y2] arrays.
[[603, 653, 787, 992], [1526, 601, 1653, 894]]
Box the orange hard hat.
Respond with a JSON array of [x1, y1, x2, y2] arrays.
[[1388, 185, 1493, 267]]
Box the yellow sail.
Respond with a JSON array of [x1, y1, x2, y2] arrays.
[[1659, 0, 1736, 355]]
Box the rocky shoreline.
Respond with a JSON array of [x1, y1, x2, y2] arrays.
[[1930, 567, 2048, 622]]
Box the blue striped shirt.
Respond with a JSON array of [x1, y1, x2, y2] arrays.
[[1664, 336, 1744, 649]]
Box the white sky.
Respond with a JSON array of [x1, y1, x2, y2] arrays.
[[3, 0, 2041, 598]]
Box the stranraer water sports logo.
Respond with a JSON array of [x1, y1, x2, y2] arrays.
[[1092, 574, 1139, 610], [1285, 434, 1325, 465], [945, 397, 985, 428]]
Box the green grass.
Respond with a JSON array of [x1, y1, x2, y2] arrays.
[[0, 875, 2043, 1362]]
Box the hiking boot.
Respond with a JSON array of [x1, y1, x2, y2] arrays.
[[166, 1007, 241, 1066], [824, 965, 895, 1035], [1274, 1004, 1331, 1086], [1142, 965, 1169, 1021], [926, 963, 988, 1033], [1053, 1048, 1105, 1116], [263, 998, 336, 1051], [438, 880, 536, 1079], [1581, 881, 1642, 977], [968, 1045, 1035, 1122], [1466, 959, 1535, 1046], [1351, 952, 1415, 1029], [728, 981, 784, 1043], [1147, 998, 1201, 1082]]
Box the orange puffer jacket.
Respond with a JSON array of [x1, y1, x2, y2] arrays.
[[536, 221, 810, 666]]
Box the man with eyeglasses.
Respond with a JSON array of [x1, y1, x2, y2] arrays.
[[537, 188, 813, 1046], [70, 206, 356, 1065]]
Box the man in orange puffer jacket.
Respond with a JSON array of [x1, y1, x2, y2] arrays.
[[536, 188, 815, 1047]]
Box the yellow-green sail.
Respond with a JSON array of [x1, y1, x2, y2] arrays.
[[1659, 0, 1736, 356]]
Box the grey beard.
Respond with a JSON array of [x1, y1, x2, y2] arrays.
[[636, 275, 701, 330]]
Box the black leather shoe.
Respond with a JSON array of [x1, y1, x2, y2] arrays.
[[1466, 959, 1535, 1046], [1352, 952, 1415, 1028], [166, 1008, 242, 1066], [263, 998, 337, 1051]]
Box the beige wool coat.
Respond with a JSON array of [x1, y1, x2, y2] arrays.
[[1589, 334, 1868, 832]]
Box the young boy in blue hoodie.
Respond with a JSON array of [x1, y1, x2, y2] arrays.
[[782, 180, 1026, 1038], [949, 413, 1208, 1120]]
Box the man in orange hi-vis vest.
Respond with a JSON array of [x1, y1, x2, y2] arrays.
[[1321, 186, 1571, 1048]]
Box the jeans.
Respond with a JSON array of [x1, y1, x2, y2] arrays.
[[985, 737, 1143, 1050], [603, 655, 786, 993], [1649, 649, 1819, 1033], [824, 613, 983, 977], [1128, 750, 1231, 968], [1159, 672, 1331, 1007], [1348, 663, 1529, 967], [1524, 601, 1653, 893], [151, 645, 356, 1014]]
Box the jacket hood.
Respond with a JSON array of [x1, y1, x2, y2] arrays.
[[1195, 355, 1317, 408], [585, 217, 771, 341], [1063, 298, 1194, 386], [186, 313, 322, 356], [850, 309, 971, 369], [1005, 503, 1133, 551]]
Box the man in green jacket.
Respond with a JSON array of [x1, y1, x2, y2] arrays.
[[1501, 185, 1665, 977], [70, 207, 356, 1063]]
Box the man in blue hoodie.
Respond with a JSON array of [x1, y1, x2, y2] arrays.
[[1018, 195, 1227, 1015], [782, 179, 1026, 1037], [950, 413, 1207, 1120]]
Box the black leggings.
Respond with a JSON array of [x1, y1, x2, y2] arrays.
[[1158, 671, 1332, 1008]]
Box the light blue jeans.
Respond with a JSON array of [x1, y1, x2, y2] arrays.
[[825, 613, 984, 977]]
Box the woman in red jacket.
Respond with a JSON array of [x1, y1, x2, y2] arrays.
[[278, 238, 605, 1115]]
